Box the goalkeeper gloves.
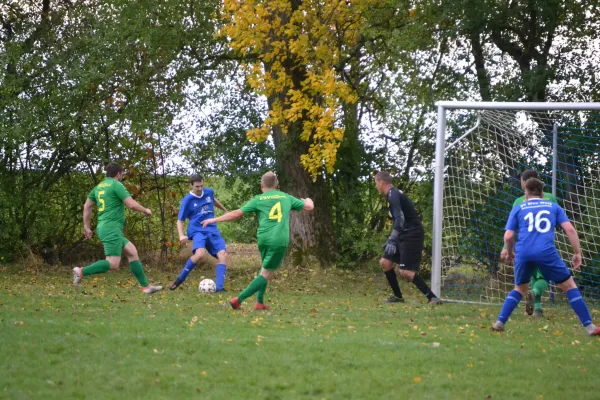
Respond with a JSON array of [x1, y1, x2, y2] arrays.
[[384, 230, 401, 254]]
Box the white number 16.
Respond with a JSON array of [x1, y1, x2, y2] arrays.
[[524, 210, 551, 233]]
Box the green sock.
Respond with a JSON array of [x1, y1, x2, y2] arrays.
[[238, 275, 267, 303], [129, 260, 149, 287], [82, 260, 110, 277], [533, 278, 549, 312], [257, 281, 268, 304]]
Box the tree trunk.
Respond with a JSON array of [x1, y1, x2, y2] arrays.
[[267, 94, 335, 265]]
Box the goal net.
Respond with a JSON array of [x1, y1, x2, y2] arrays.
[[433, 103, 600, 305]]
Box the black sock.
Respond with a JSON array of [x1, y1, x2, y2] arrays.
[[384, 269, 403, 299], [412, 274, 434, 301]]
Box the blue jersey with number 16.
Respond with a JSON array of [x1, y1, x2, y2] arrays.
[[505, 198, 569, 259]]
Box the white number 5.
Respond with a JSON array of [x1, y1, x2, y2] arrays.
[[524, 210, 551, 233]]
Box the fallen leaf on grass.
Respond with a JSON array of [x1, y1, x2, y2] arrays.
[[413, 377, 421, 383]]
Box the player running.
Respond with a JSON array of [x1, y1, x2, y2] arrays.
[[375, 171, 442, 304], [73, 162, 162, 294], [492, 177, 600, 335], [170, 174, 229, 291], [202, 171, 313, 310]]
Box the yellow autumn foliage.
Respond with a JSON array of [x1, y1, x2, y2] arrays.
[[220, 0, 372, 177]]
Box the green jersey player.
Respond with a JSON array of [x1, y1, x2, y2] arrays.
[[202, 171, 314, 309], [500, 170, 557, 317], [73, 162, 162, 294]]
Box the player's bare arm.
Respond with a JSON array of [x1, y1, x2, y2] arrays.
[[560, 221, 582, 270], [503, 230, 516, 263], [124, 196, 152, 216], [202, 209, 245, 227], [83, 198, 95, 240], [301, 198, 314, 211], [177, 220, 188, 244], [214, 198, 228, 213]]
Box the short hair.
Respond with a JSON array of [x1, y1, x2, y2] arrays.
[[525, 177, 544, 197], [375, 171, 393, 184], [105, 162, 123, 178], [261, 171, 278, 189], [521, 169, 539, 181], [189, 174, 204, 185]]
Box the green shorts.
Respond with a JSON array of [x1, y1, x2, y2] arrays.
[[97, 223, 129, 257], [258, 244, 287, 271], [533, 268, 545, 281]]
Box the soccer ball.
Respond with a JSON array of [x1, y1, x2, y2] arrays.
[[198, 279, 216, 293]]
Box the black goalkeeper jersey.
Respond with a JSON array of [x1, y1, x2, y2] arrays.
[[387, 186, 423, 235]]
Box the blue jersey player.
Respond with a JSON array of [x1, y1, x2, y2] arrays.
[[492, 178, 600, 336], [169, 174, 229, 291]]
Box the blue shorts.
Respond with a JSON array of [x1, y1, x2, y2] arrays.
[[190, 231, 227, 257], [514, 252, 571, 285]]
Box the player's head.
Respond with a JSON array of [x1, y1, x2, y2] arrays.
[[261, 171, 278, 191], [105, 162, 123, 180], [374, 171, 393, 194], [525, 177, 544, 199], [520, 169, 539, 190], [189, 174, 204, 195]]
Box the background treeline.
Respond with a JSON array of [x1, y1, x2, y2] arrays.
[[1, 0, 600, 270]]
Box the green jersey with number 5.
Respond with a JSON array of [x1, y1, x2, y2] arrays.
[[87, 178, 131, 227], [240, 189, 305, 247]]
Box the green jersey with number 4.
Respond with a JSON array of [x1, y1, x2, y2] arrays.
[[87, 178, 131, 227], [241, 189, 305, 247]]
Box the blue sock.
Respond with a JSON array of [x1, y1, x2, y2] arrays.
[[215, 264, 226, 291], [497, 290, 523, 324], [177, 258, 196, 283], [567, 288, 593, 327]]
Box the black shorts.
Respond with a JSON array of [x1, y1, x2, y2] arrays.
[[382, 229, 424, 271]]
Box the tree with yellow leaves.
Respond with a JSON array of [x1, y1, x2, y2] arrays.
[[220, 0, 377, 261], [220, 0, 366, 177]]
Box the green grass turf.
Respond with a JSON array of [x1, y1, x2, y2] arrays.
[[1, 264, 599, 400]]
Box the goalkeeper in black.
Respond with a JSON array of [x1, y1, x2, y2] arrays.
[[375, 171, 442, 304]]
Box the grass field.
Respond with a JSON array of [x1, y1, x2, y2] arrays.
[[1, 261, 599, 400]]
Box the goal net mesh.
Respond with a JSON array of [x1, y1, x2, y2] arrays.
[[441, 108, 600, 305]]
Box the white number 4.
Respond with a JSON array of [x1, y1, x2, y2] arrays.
[[524, 210, 551, 233]]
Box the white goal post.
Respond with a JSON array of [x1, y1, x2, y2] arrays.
[[432, 101, 600, 305]]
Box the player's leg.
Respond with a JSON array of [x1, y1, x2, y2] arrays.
[[170, 234, 207, 289], [380, 241, 404, 302], [550, 263, 600, 335], [492, 260, 533, 331], [525, 274, 537, 316], [531, 269, 548, 316], [397, 231, 441, 304], [122, 241, 162, 294], [230, 245, 285, 309], [73, 226, 121, 289], [255, 268, 274, 310], [208, 232, 228, 292]]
